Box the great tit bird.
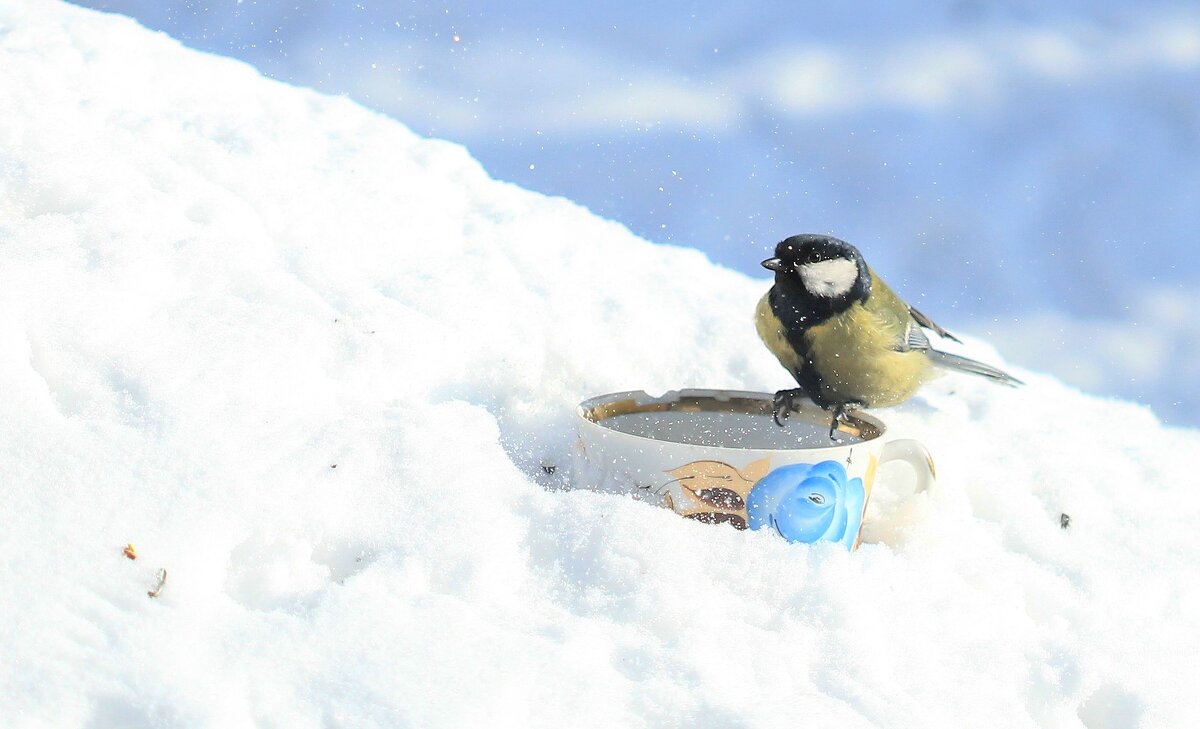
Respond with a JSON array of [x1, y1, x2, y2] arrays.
[[756, 234, 1022, 436]]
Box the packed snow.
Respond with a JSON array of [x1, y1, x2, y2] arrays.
[[2, 3, 1198, 727]]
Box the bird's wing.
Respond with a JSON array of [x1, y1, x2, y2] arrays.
[[908, 305, 962, 343], [866, 269, 961, 346], [898, 322, 931, 353], [893, 321, 1024, 385], [925, 350, 1025, 386]]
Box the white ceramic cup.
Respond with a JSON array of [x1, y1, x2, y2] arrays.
[[574, 389, 935, 549]]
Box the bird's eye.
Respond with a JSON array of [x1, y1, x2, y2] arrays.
[[808, 493, 826, 505]]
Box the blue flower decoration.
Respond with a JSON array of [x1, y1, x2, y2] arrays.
[[746, 460, 866, 549]]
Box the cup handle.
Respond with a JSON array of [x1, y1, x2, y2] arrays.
[[877, 439, 936, 494]]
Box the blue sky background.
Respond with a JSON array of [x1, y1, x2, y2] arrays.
[[69, 1, 1200, 424]]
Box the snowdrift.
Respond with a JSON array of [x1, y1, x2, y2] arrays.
[[1, 3, 1197, 727]]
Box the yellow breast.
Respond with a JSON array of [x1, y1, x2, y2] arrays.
[[805, 304, 932, 407], [755, 292, 801, 376], [755, 286, 934, 408]]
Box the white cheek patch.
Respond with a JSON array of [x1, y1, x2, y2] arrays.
[[798, 258, 859, 297]]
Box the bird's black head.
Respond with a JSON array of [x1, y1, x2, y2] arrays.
[[761, 234, 871, 321]]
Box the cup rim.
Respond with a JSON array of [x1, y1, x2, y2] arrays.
[[577, 388, 886, 452]]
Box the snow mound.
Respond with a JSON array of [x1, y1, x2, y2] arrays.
[[1, 3, 1197, 727]]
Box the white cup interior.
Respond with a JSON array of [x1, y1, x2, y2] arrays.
[[579, 389, 883, 451]]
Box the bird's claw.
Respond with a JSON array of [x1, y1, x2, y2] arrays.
[[772, 389, 806, 427], [827, 401, 866, 440]]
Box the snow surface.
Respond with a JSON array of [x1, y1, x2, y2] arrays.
[[2, 3, 1199, 727]]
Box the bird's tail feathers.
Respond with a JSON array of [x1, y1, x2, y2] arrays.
[[927, 350, 1024, 387]]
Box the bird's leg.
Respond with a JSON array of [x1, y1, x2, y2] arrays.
[[772, 388, 807, 426], [828, 401, 866, 440]]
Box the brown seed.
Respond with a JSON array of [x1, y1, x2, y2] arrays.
[[684, 512, 748, 530], [123, 544, 137, 560]]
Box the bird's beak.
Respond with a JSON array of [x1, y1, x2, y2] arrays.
[[761, 257, 784, 272]]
